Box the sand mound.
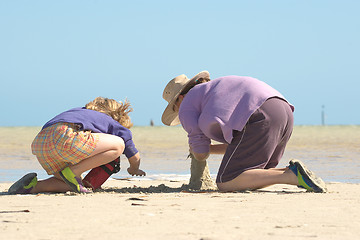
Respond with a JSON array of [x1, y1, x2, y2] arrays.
[[187, 153, 217, 191]]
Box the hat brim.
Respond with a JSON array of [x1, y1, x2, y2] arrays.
[[161, 71, 209, 126]]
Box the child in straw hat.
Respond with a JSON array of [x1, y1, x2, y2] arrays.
[[162, 71, 326, 193], [9, 97, 145, 194]]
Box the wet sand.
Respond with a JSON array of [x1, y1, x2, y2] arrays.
[[1, 126, 360, 183]]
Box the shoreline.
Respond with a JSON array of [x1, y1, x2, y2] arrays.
[[1, 167, 360, 184], [1, 125, 360, 184], [1, 180, 359, 240]]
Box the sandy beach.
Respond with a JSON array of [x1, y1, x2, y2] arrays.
[[1, 179, 359, 240], [1, 126, 359, 239]]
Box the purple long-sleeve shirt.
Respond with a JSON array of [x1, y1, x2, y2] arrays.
[[42, 107, 138, 159], [179, 76, 294, 154]]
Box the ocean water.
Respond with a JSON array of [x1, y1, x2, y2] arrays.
[[0, 125, 359, 183]]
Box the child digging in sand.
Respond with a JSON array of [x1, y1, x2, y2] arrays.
[[8, 97, 145, 194], [162, 71, 326, 193]]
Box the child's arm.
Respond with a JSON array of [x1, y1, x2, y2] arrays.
[[127, 152, 146, 176]]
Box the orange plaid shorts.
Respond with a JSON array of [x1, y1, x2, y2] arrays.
[[31, 122, 99, 175]]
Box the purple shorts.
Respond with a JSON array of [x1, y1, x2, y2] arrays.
[[216, 97, 294, 183]]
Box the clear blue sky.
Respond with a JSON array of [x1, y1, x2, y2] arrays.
[[1, 0, 359, 126]]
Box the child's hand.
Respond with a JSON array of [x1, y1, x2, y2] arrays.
[[127, 167, 146, 176]]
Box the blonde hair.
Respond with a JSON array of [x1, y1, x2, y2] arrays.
[[85, 97, 133, 129]]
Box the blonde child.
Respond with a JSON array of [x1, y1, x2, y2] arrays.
[[8, 97, 145, 194]]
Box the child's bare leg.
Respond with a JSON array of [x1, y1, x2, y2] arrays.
[[31, 175, 71, 193], [31, 133, 125, 193], [217, 168, 298, 192], [69, 133, 125, 177]]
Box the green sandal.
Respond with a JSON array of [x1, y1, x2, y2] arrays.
[[8, 173, 38, 194], [59, 167, 91, 193], [289, 159, 327, 193]]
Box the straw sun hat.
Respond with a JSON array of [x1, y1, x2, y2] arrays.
[[162, 71, 210, 126]]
